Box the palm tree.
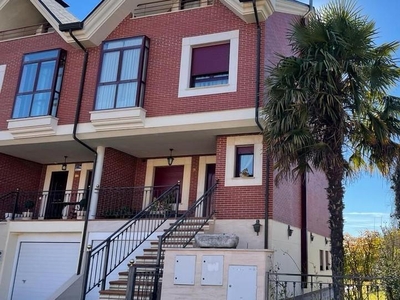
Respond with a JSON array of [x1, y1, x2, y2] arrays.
[[263, 0, 400, 298]]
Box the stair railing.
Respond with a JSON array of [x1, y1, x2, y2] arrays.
[[150, 181, 218, 296], [81, 182, 180, 299]]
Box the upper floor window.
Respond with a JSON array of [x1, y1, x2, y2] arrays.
[[191, 43, 229, 88], [95, 36, 150, 110], [178, 30, 239, 98], [12, 49, 66, 119]]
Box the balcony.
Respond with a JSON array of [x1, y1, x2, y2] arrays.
[[0, 22, 52, 42], [133, 0, 213, 18], [0, 185, 177, 221]]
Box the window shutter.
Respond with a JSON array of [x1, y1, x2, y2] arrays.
[[191, 43, 230, 76]]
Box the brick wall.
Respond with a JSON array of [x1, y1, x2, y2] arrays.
[[272, 174, 302, 228], [215, 135, 265, 219], [97, 148, 138, 216], [0, 153, 43, 193], [100, 147, 137, 187], [0, 3, 263, 129], [307, 171, 330, 237]]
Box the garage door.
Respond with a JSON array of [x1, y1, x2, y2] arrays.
[[11, 242, 80, 300]]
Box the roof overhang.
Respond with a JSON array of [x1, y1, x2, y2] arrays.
[[219, 0, 309, 24]]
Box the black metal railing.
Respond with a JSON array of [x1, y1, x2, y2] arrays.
[[0, 191, 19, 221], [138, 181, 218, 297], [0, 189, 87, 220], [267, 273, 386, 300], [82, 183, 180, 299], [95, 185, 175, 219], [126, 263, 160, 300], [133, 0, 213, 18], [0, 22, 51, 41]]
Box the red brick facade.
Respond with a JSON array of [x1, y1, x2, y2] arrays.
[[215, 135, 265, 219], [100, 147, 137, 187], [0, 2, 329, 233], [0, 153, 44, 193]]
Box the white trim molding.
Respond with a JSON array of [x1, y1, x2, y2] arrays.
[[225, 135, 263, 187], [89, 107, 146, 131], [7, 116, 59, 139], [178, 30, 239, 98], [196, 156, 216, 199]]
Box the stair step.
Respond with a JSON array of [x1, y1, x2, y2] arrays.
[[99, 289, 126, 300]]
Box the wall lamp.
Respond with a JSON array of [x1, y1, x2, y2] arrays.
[[287, 225, 293, 237], [325, 237, 329, 245], [61, 156, 68, 171], [252, 219, 261, 236], [167, 149, 174, 166], [310, 232, 314, 242]]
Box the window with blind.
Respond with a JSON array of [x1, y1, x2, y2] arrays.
[[12, 49, 66, 119], [190, 43, 230, 88], [95, 36, 150, 110], [178, 30, 238, 97]]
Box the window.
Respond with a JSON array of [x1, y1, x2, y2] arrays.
[[0, 65, 6, 93], [178, 30, 239, 97], [225, 135, 262, 187], [235, 146, 254, 177], [319, 250, 324, 271], [12, 49, 66, 119], [191, 44, 229, 88], [325, 251, 330, 270], [95, 36, 149, 110], [181, 0, 201, 9]]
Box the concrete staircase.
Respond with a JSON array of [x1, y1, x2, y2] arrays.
[[98, 218, 212, 300]]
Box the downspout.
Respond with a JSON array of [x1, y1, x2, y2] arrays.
[[68, 30, 98, 275], [300, 0, 313, 281], [59, 23, 98, 275], [251, 0, 269, 249]]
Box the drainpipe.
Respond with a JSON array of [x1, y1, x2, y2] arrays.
[[59, 23, 98, 275], [250, 0, 270, 249], [304, 0, 313, 19], [252, 0, 263, 132]]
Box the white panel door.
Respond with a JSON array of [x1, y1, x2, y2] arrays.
[[227, 265, 257, 300], [11, 242, 79, 300]]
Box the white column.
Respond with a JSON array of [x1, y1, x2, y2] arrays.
[[89, 146, 105, 220]]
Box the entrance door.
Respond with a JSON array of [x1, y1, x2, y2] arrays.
[[153, 166, 184, 201], [203, 163, 216, 216], [45, 171, 68, 218]]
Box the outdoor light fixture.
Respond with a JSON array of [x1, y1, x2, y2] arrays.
[[167, 149, 174, 166], [61, 156, 68, 170], [325, 237, 329, 245], [310, 232, 314, 242], [287, 225, 293, 237], [252, 219, 261, 236]]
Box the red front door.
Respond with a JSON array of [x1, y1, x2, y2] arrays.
[[154, 165, 183, 189]]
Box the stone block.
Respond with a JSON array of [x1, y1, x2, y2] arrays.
[[194, 233, 239, 248]]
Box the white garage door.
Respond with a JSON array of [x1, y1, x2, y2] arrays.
[[11, 242, 80, 300]]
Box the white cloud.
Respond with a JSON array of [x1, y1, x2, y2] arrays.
[[344, 212, 392, 236]]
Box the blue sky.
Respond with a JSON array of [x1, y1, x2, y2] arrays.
[[65, 0, 400, 235]]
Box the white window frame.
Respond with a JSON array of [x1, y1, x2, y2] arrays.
[[225, 135, 263, 187], [178, 30, 239, 98], [0, 65, 6, 93]]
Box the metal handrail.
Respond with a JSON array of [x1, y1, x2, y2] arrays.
[[151, 181, 219, 296], [82, 182, 180, 298], [0, 190, 18, 221]]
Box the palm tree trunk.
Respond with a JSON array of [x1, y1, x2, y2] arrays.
[[325, 153, 345, 299]]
